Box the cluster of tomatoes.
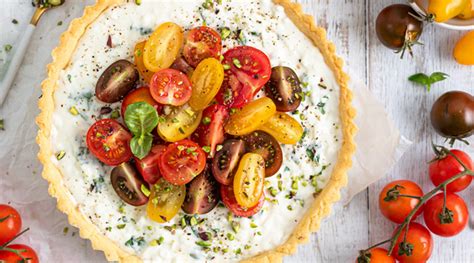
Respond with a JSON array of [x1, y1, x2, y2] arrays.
[[375, 3, 474, 65], [0, 204, 39, 263], [357, 148, 472, 263], [85, 23, 304, 223]]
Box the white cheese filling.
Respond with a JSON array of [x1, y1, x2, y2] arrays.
[[50, 0, 342, 262]]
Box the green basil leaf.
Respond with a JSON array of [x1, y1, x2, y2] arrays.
[[429, 72, 449, 82], [130, 134, 153, 159], [408, 73, 430, 86], [124, 102, 159, 135]]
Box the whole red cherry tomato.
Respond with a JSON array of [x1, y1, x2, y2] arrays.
[[0, 204, 22, 246], [378, 180, 424, 224], [356, 247, 396, 263], [429, 149, 473, 193], [423, 192, 469, 237], [0, 244, 39, 263], [392, 222, 433, 263]]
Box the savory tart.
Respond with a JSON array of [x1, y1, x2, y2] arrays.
[[36, 0, 356, 262]]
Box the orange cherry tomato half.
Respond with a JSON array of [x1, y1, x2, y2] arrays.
[[183, 26, 222, 67], [0, 244, 39, 263], [392, 222, 433, 263], [86, 119, 133, 166], [220, 184, 265, 217], [356, 247, 396, 263], [0, 204, 22, 246], [121, 86, 162, 117], [423, 192, 469, 237], [159, 139, 206, 185], [216, 46, 271, 108], [134, 144, 166, 185], [134, 41, 155, 83], [150, 69, 192, 106], [378, 180, 423, 224]]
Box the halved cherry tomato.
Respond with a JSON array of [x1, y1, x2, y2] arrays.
[[111, 162, 149, 206], [183, 26, 222, 67], [356, 247, 396, 263], [134, 41, 155, 83], [454, 31, 474, 65], [423, 192, 469, 237], [143, 22, 184, 72], [192, 104, 228, 158], [150, 69, 192, 106], [189, 58, 224, 110], [242, 131, 283, 177], [428, 0, 469, 22], [121, 86, 162, 117], [134, 145, 166, 185], [378, 180, 424, 224], [159, 140, 206, 185], [258, 112, 304, 144], [233, 153, 265, 208], [157, 104, 202, 142], [216, 46, 272, 108], [0, 204, 22, 246], [220, 185, 265, 217], [0, 244, 39, 263], [392, 222, 433, 263], [225, 97, 276, 136], [147, 177, 186, 223], [86, 119, 132, 166], [429, 149, 473, 192]]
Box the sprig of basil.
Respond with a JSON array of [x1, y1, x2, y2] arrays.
[[408, 72, 449, 92], [124, 102, 159, 159]]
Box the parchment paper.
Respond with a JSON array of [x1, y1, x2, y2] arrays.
[[0, 1, 410, 261]]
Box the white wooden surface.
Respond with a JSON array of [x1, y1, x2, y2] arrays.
[[1, 0, 473, 262]]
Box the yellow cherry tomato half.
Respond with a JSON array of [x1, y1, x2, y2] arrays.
[[143, 22, 184, 72], [158, 104, 203, 142], [189, 58, 224, 111], [224, 97, 276, 136], [147, 178, 186, 223], [454, 31, 474, 65], [458, 0, 474, 19], [233, 153, 265, 208], [428, 0, 470, 22], [134, 41, 155, 83], [258, 112, 304, 144]]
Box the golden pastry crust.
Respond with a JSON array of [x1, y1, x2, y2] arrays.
[[36, 0, 356, 262]]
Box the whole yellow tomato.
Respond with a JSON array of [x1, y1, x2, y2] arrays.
[[428, 0, 469, 22], [453, 31, 474, 65]]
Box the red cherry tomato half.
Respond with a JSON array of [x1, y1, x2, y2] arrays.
[[159, 139, 206, 185], [86, 119, 133, 166], [392, 222, 433, 263], [183, 26, 222, 67], [192, 104, 228, 158], [423, 192, 469, 237], [378, 180, 424, 224], [216, 46, 271, 108], [0, 204, 22, 246], [220, 184, 264, 217], [134, 145, 166, 185], [150, 69, 192, 106], [0, 244, 39, 263], [429, 149, 473, 193], [121, 86, 163, 117]]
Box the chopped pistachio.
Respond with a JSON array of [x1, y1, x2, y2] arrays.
[[63, 227, 69, 235], [4, 44, 12, 52], [110, 110, 120, 119], [231, 221, 240, 233], [146, 226, 153, 231], [268, 187, 278, 197], [232, 58, 242, 68], [291, 179, 298, 190], [202, 116, 211, 125], [287, 205, 293, 211], [250, 222, 257, 228], [223, 64, 231, 70], [190, 216, 198, 226], [277, 180, 283, 191], [226, 233, 235, 241], [56, 150, 66, 160], [178, 127, 185, 134], [202, 146, 211, 153], [117, 224, 126, 229], [216, 145, 223, 152], [185, 108, 195, 116], [69, 106, 79, 116], [244, 244, 251, 250], [0, 119, 4, 130], [220, 27, 231, 39], [222, 248, 229, 253], [141, 184, 150, 197], [135, 0, 142, 5], [196, 240, 211, 247], [234, 248, 242, 255]]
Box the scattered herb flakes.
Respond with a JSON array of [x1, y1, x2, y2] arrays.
[[408, 72, 449, 92], [4, 44, 12, 52], [69, 106, 79, 116], [125, 236, 145, 248], [105, 226, 112, 232], [141, 184, 150, 197], [56, 150, 66, 160], [117, 224, 126, 229], [232, 58, 242, 68], [106, 35, 113, 48], [0, 119, 4, 131], [67, 74, 72, 83], [202, 146, 211, 153], [12, 19, 18, 24], [244, 244, 251, 250], [234, 248, 242, 255], [149, 236, 163, 246], [226, 232, 235, 241], [317, 95, 329, 114]]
